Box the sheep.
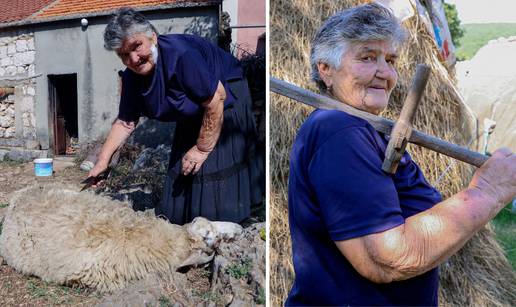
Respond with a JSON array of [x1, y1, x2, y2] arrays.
[[0, 184, 243, 292]]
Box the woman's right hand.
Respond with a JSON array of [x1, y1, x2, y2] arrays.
[[468, 147, 516, 207], [88, 159, 109, 178], [86, 120, 136, 179]]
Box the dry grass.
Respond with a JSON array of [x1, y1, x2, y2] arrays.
[[270, 0, 516, 306]]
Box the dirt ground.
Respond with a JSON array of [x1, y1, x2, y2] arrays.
[[0, 159, 223, 307], [0, 159, 104, 306]]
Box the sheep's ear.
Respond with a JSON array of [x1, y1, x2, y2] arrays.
[[177, 250, 214, 270]]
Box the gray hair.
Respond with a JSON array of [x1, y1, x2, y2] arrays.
[[310, 3, 406, 91], [103, 7, 158, 51]]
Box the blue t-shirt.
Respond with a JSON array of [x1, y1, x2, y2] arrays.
[[118, 34, 243, 122], [286, 109, 442, 306]]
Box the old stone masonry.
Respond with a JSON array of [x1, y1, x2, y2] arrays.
[[0, 30, 38, 154]]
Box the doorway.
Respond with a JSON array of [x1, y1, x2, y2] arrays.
[[48, 74, 78, 155]]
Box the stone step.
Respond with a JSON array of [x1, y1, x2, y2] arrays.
[[0, 148, 48, 161], [0, 138, 24, 147]]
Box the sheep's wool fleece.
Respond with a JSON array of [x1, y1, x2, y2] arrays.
[[0, 184, 207, 292]]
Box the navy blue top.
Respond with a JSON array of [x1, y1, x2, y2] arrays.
[[286, 109, 442, 306], [118, 34, 243, 122]]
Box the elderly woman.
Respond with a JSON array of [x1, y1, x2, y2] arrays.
[[286, 3, 516, 306], [89, 8, 263, 224]]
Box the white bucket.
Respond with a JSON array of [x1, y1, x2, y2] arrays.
[[34, 158, 53, 177]]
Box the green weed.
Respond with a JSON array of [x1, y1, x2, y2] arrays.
[[192, 289, 222, 304], [492, 204, 516, 269], [0, 157, 23, 166], [255, 286, 266, 305], [3, 281, 12, 291], [226, 257, 252, 280], [260, 228, 266, 241], [27, 280, 48, 298], [24, 279, 94, 305], [158, 295, 173, 307]]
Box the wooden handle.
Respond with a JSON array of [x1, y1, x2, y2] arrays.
[[270, 77, 489, 168], [382, 64, 431, 174], [398, 64, 431, 124], [410, 130, 489, 167]]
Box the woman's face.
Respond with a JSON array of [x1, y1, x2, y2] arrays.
[[318, 40, 398, 115], [117, 32, 157, 76]]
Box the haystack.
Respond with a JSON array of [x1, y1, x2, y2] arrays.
[[270, 0, 516, 306]]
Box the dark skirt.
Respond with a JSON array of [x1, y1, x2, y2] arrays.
[[155, 79, 264, 225]]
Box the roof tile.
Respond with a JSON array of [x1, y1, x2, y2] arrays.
[[33, 0, 209, 19], [0, 0, 56, 23]]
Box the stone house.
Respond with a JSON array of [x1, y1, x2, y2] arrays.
[[0, 0, 223, 160]]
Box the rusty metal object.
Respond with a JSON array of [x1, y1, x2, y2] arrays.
[[0, 87, 15, 97]]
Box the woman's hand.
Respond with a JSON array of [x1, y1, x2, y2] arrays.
[[468, 147, 516, 207], [182, 145, 211, 175], [88, 159, 109, 178], [181, 81, 225, 176], [87, 119, 136, 179]]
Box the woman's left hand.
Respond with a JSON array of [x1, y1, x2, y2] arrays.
[[182, 145, 211, 175]]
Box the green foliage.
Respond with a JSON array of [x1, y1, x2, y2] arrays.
[[2, 281, 12, 292], [259, 228, 266, 241], [456, 23, 516, 60], [255, 286, 266, 305], [0, 157, 23, 166], [226, 257, 252, 279], [25, 278, 93, 304], [27, 280, 49, 298], [158, 296, 173, 307], [492, 204, 516, 269], [192, 289, 222, 304], [444, 3, 464, 47], [0, 203, 8, 209]]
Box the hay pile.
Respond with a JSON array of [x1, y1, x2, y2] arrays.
[[270, 0, 516, 306]]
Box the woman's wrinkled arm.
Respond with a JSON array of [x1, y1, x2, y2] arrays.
[[182, 81, 225, 175], [88, 119, 136, 177], [198, 81, 225, 152], [336, 148, 516, 283]]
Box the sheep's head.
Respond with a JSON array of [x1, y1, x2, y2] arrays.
[[178, 217, 242, 270], [185, 217, 243, 248]]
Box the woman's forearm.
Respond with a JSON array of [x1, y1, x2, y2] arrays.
[[336, 187, 506, 284], [197, 81, 225, 152], [373, 187, 504, 281], [97, 119, 136, 165], [337, 149, 515, 283]]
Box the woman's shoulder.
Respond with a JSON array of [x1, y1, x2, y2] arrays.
[[157, 34, 209, 52], [303, 109, 370, 135], [158, 33, 186, 42], [296, 109, 378, 150], [157, 34, 186, 52]]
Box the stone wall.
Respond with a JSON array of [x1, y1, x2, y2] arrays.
[[0, 31, 37, 141], [0, 34, 35, 77], [0, 92, 15, 138]]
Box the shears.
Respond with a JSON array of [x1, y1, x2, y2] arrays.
[[80, 168, 110, 192]]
